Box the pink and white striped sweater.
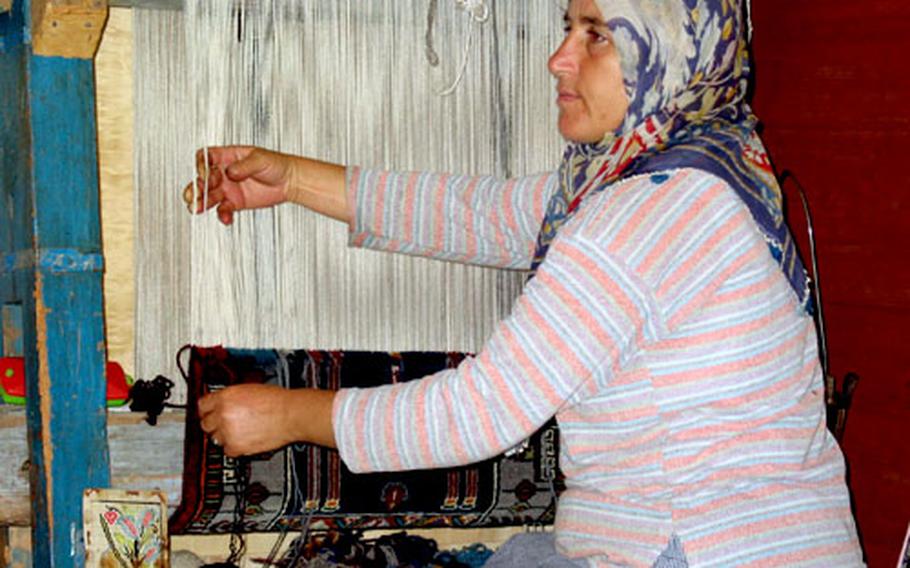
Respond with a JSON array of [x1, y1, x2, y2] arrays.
[[333, 166, 864, 567]]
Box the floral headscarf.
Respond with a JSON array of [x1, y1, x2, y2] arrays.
[[532, 0, 811, 311]]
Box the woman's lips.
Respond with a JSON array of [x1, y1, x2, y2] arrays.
[[557, 90, 580, 104]]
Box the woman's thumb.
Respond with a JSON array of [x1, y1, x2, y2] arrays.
[[225, 149, 272, 182]]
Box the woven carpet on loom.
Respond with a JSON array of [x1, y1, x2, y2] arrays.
[[169, 346, 563, 534]]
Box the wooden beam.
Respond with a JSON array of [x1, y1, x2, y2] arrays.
[[1, 1, 110, 565], [26, 61, 111, 567], [0, 409, 185, 527], [0, 0, 12, 15], [30, 0, 108, 59]]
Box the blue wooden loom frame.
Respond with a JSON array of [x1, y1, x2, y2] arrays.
[[1, 1, 111, 565]]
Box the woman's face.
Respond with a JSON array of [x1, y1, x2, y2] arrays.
[[549, 0, 629, 143]]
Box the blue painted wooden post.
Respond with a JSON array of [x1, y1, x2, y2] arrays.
[[1, 1, 110, 566], [2, 304, 24, 356]]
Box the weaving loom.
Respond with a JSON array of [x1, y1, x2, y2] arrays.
[[131, 0, 566, 536], [134, 0, 564, 404], [170, 346, 561, 534]]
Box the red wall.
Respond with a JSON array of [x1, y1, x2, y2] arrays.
[[750, 2, 910, 566]]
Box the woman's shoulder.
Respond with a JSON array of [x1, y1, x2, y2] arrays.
[[563, 167, 757, 248], [609, 167, 731, 196]]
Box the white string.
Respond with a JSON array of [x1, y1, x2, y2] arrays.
[[457, 0, 489, 22], [435, 0, 489, 96], [134, 0, 564, 403], [437, 22, 477, 97]]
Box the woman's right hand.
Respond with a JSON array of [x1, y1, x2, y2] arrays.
[[183, 146, 297, 225]]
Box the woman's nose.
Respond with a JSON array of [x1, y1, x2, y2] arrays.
[[548, 36, 577, 78]]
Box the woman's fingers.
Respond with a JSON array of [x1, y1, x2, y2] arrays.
[[200, 412, 218, 434], [186, 146, 283, 221], [183, 182, 207, 212], [198, 392, 217, 418], [198, 393, 229, 450], [183, 171, 226, 213], [183, 183, 214, 213], [182, 182, 195, 209], [217, 200, 236, 225], [195, 148, 207, 177], [195, 146, 256, 177]]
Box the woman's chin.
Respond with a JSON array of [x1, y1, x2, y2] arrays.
[[559, 128, 604, 144], [557, 115, 603, 144]]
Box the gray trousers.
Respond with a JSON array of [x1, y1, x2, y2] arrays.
[[484, 532, 688, 568]]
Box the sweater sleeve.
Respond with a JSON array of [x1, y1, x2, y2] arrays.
[[346, 166, 558, 269], [333, 170, 769, 472]]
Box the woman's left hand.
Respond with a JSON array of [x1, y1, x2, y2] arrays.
[[197, 384, 337, 457]]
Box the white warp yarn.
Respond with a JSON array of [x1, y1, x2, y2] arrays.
[[134, 1, 563, 402]]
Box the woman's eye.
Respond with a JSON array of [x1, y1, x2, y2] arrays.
[[588, 30, 608, 44]]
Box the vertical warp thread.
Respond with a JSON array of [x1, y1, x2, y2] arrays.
[[134, 1, 564, 403]]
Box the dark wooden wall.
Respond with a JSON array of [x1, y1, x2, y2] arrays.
[[751, 2, 910, 566]]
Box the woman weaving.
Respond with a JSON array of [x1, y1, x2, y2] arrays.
[[186, 0, 864, 565]]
